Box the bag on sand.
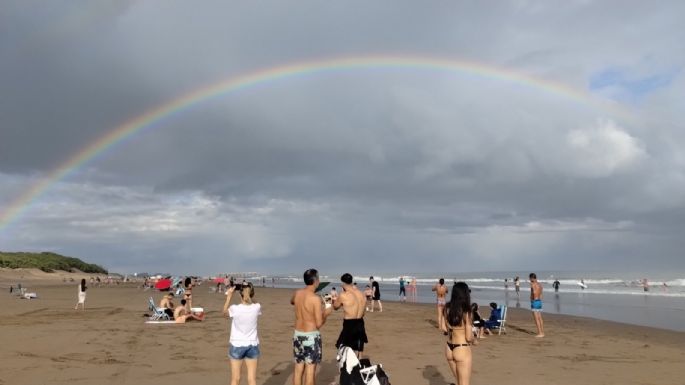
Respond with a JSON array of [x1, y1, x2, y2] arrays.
[[337, 346, 391, 385]]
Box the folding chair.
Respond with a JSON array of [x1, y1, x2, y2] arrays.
[[148, 297, 170, 321]]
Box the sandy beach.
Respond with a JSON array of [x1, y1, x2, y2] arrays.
[[1, 271, 684, 385]]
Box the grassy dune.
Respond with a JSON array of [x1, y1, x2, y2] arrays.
[[0, 251, 107, 274]]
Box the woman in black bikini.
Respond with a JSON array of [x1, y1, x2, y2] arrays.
[[442, 282, 474, 385]]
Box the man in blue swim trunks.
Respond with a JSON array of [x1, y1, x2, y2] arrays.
[[529, 272, 545, 338], [291, 268, 333, 385]]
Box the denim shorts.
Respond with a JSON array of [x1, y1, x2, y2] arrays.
[[229, 344, 260, 360]]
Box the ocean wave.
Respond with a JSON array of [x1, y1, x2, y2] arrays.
[[467, 285, 685, 297]]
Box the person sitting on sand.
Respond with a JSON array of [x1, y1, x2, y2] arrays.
[[471, 303, 489, 339], [223, 282, 261, 385], [442, 282, 474, 385], [174, 299, 204, 323], [160, 292, 175, 319]]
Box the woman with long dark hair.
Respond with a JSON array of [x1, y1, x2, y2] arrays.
[[75, 278, 87, 310], [183, 277, 193, 309], [442, 282, 474, 385]]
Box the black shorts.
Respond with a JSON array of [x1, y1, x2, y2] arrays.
[[336, 318, 368, 352]]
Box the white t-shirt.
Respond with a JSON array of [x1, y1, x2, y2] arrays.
[[229, 303, 261, 347]]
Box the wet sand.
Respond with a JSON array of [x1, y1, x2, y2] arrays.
[[1, 271, 684, 385]]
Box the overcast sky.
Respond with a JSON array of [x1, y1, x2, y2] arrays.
[[1, 1, 684, 276]]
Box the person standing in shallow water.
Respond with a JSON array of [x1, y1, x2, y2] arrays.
[[530, 273, 544, 338], [399, 276, 407, 302], [514, 276, 520, 296]]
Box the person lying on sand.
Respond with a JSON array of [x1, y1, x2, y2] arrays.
[[174, 299, 204, 323]]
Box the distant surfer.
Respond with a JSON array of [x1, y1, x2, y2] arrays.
[[579, 279, 586, 290], [642, 278, 649, 292], [553, 279, 560, 292]]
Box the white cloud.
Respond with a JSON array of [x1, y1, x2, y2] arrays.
[[563, 120, 646, 178]]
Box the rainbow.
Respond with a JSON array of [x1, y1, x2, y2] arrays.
[[0, 55, 631, 232]]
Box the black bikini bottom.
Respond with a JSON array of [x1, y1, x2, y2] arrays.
[[446, 342, 470, 349]]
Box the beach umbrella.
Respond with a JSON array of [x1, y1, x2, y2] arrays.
[[155, 278, 172, 291], [213, 277, 225, 283]]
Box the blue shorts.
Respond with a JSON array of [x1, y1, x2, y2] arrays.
[[229, 344, 260, 360], [531, 299, 543, 312]]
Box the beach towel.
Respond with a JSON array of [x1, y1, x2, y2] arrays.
[[337, 346, 390, 385]]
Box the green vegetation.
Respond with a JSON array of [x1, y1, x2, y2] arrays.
[[0, 251, 107, 274]]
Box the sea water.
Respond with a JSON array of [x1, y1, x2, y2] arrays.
[[258, 270, 685, 332]]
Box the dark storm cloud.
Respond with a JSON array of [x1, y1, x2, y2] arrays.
[[1, 1, 685, 274]]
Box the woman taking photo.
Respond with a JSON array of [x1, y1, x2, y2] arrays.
[[223, 283, 261, 385], [442, 282, 474, 385]]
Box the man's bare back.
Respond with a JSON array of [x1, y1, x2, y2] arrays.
[[531, 281, 543, 300], [335, 286, 366, 319], [292, 288, 327, 332]]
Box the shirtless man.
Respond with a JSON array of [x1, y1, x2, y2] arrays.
[[333, 273, 368, 358], [290, 269, 333, 385], [529, 273, 544, 337], [159, 292, 175, 319], [432, 278, 448, 334], [173, 299, 204, 323]]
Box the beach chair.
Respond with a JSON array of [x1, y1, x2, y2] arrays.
[[148, 297, 170, 321], [493, 305, 507, 335]]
